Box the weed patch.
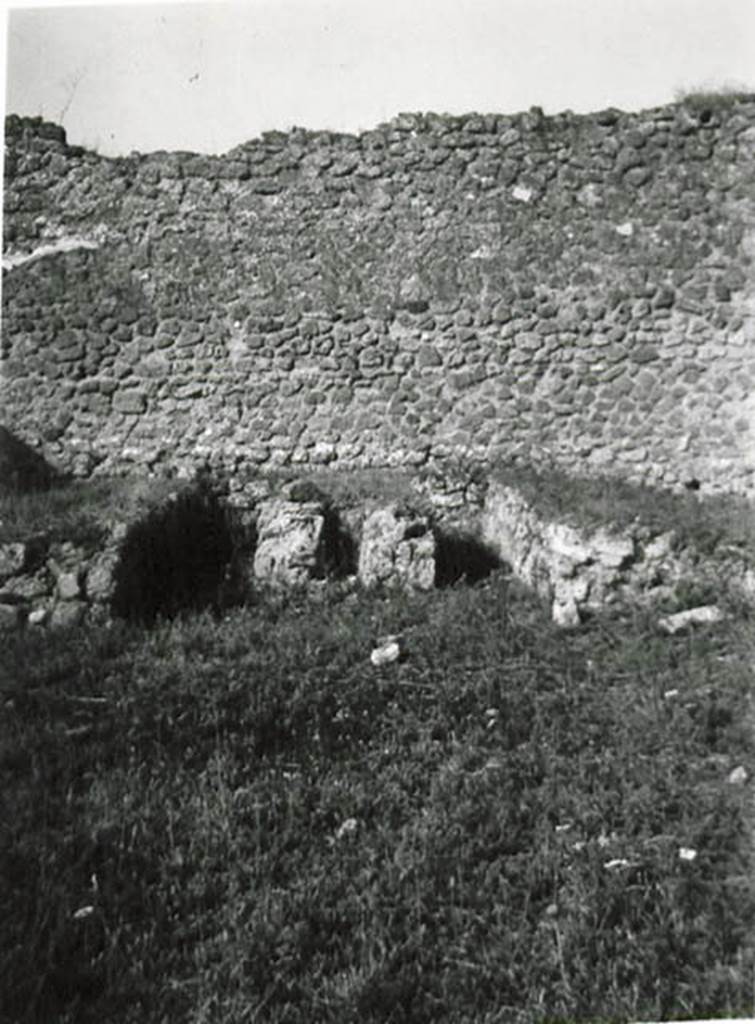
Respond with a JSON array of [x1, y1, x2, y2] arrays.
[[675, 85, 755, 113]]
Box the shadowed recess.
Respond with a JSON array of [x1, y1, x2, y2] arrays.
[[320, 506, 358, 579], [110, 484, 240, 624], [434, 529, 500, 587], [0, 425, 60, 496]]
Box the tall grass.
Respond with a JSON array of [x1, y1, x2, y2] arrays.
[[675, 85, 755, 111], [0, 477, 191, 546]]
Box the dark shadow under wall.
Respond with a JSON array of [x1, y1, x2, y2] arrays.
[[110, 484, 246, 624], [109, 488, 501, 624], [434, 530, 500, 587], [0, 425, 60, 495], [320, 506, 358, 579]]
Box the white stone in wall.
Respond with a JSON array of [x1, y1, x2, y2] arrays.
[[576, 183, 601, 207], [511, 185, 533, 203], [28, 608, 48, 627]]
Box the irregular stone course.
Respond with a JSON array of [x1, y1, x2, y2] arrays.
[[1, 466, 753, 632], [0, 478, 447, 629], [2, 100, 755, 494], [481, 479, 754, 625], [0, 534, 118, 630]]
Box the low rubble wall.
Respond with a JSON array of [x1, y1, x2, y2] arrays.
[[2, 472, 752, 631], [481, 479, 755, 625]]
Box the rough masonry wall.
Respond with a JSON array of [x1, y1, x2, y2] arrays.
[[2, 99, 755, 493]]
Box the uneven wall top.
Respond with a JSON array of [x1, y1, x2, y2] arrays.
[[2, 99, 755, 493]]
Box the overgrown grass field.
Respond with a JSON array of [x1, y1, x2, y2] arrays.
[[1, 566, 753, 1023]]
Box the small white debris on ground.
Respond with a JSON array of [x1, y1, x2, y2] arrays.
[[370, 635, 403, 666], [657, 605, 724, 635], [334, 818, 358, 841], [726, 765, 748, 786]]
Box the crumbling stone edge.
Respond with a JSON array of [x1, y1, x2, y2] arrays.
[[0, 474, 751, 631]]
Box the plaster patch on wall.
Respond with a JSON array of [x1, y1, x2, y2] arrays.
[[2, 236, 100, 270], [226, 327, 249, 365]]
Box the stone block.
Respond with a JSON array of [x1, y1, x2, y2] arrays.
[[0, 602, 23, 631], [113, 390, 147, 414], [416, 346, 442, 368], [253, 499, 326, 585], [5, 571, 50, 601], [55, 343, 85, 363], [625, 166, 652, 187], [658, 605, 724, 635], [85, 553, 119, 603], [358, 505, 436, 590], [50, 600, 87, 629], [28, 607, 48, 627], [0, 543, 26, 581], [56, 571, 81, 600]]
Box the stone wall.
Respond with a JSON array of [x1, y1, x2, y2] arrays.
[[3, 471, 752, 633], [481, 478, 755, 627], [2, 98, 755, 493]]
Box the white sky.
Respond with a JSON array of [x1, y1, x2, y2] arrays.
[[2, 0, 755, 157]]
